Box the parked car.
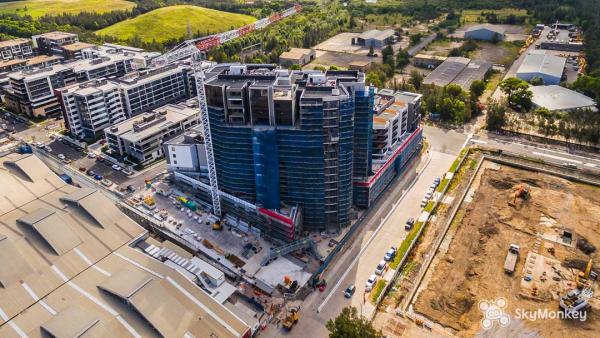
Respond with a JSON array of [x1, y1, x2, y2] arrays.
[[434, 177, 441, 185], [44, 146, 52, 152], [96, 156, 104, 162], [365, 274, 378, 292], [121, 169, 133, 176], [126, 185, 136, 193], [79, 167, 86, 172], [384, 247, 397, 261], [405, 217, 415, 231], [86, 170, 95, 176], [87, 152, 96, 158], [420, 198, 428, 207], [62, 158, 71, 164], [112, 164, 122, 171], [375, 260, 387, 275], [344, 285, 356, 298], [93, 174, 103, 181], [101, 179, 113, 187], [57, 154, 65, 160]]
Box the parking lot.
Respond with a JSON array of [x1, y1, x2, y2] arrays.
[[40, 137, 131, 185]]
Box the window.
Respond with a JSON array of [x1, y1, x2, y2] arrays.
[[172, 153, 176, 158], [173, 160, 177, 165]]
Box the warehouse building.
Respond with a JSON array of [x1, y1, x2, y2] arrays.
[[413, 54, 447, 69], [105, 102, 199, 164], [516, 52, 566, 85], [0, 153, 251, 338], [423, 57, 492, 89], [279, 48, 315, 66], [464, 24, 506, 41], [354, 29, 395, 49], [530, 85, 597, 112]]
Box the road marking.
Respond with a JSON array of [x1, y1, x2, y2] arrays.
[[502, 140, 600, 162], [584, 163, 597, 168], [532, 151, 582, 164], [317, 154, 433, 313], [470, 139, 488, 144], [460, 133, 473, 150]]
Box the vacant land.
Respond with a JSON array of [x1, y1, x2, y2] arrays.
[[0, 0, 136, 18], [96, 5, 255, 43], [461, 8, 529, 24], [422, 39, 463, 57], [415, 162, 600, 337], [469, 41, 522, 66]]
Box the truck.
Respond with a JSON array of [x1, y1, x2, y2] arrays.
[[504, 244, 520, 274]]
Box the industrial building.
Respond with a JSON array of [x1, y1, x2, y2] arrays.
[[57, 79, 128, 139], [114, 64, 193, 117], [0, 152, 251, 338], [166, 65, 422, 241], [3, 54, 133, 117], [279, 48, 316, 67], [32, 31, 79, 56], [348, 60, 373, 72], [413, 54, 447, 69], [538, 24, 583, 52], [464, 24, 506, 41], [0, 38, 33, 61], [423, 57, 491, 89], [354, 29, 395, 49], [516, 52, 566, 85], [105, 102, 200, 164], [530, 85, 597, 112]]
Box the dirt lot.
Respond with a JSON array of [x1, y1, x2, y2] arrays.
[[469, 41, 522, 66], [414, 162, 600, 337], [421, 39, 463, 57], [305, 51, 378, 69]]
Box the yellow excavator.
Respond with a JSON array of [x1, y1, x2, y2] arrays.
[[577, 259, 594, 288], [282, 306, 300, 330], [509, 184, 529, 207]]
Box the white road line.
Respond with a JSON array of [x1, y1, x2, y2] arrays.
[[532, 151, 582, 164], [470, 139, 488, 144], [21, 283, 57, 315], [74, 247, 111, 276], [584, 163, 597, 168], [460, 133, 474, 149], [317, 154, 433, 313], [0, 307, 28, 338], [504, 140, 600, 162]]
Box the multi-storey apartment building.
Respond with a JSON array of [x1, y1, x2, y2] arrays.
[[82, 43, 162, 69], [105, 102, 199, 164], [3, 54, 132, 117], [32, 31, 78, 56], [114, 64, 192, 117], [57, 79, 127, 139], [0, 38, 33, 61]]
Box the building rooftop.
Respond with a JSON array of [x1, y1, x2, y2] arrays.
[[7, 54, 129, 81], [358, 29, 395, 41], [0, 38, 30, 49], [452, 59, 492, 89], [423, 56, 471, 86], [466, 23, 506, 35], [414, 53, 447, 61], [106, 103, 199, 142], [61, 41, 96, 52], [25, 54, 63, 66], [517, 53, 566, 79], [116, 64, 186, 88], [280, 48, 314, 60], [60, 78, 119, 97], [33, 31, 77, 40], [530, 85, 597, 111], [0, 153, 250, 338]]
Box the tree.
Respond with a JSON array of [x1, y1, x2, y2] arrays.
[[486, 99, 508, 131], [410, 70, 424, 90], [396, 49, 410, 69], [313, 65, 327, 71], [326, 307, 382, 338], [530, 76, 544, 86], [470, 80, 486, 101], [368, 45, 375, 57], [499, 77, 532, 111], [289, 64, 301, 70]]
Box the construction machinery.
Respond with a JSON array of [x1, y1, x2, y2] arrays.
[[577, 259, 594, 288], [504, 244, 520, 275], [509, 184, 529, 206], [282, 306, 300, 330], [560, 259, 596, 316], [151, 5, 302, 221], [177, 196, 198, 211]]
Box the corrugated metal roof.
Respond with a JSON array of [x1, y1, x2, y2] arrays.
[[517, 53, 566, 79], [530, 85, 597, 111]]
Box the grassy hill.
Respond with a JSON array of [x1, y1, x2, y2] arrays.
[[0, 0, 136, 18], [96, 5, 256, 43]]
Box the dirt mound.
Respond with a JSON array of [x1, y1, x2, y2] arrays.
[[577, 236, 597, 255], [488, 178, 514, 190]]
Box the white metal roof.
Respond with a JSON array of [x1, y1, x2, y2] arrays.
[[517, 53, 566, 79], [530, 85, 597, 111]]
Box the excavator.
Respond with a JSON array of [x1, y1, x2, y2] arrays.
[[560, 259, 595, 316], [577, 259, 594, 288], [509, 184, 530, 207], [282, 306, 300, 331]]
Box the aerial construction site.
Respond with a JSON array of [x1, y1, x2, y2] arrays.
[[413, 158, 600, 337]]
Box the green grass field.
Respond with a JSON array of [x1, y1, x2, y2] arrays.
[[96, 5, 256, 43], [0, 0, 136, 18], [462, 8, 529, 24]]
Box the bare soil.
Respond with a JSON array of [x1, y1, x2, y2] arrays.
[[414, 162, 600, 338]]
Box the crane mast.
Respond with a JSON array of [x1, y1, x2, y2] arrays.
[[155, 5, 302, 218]]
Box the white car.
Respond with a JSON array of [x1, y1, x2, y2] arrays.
[[384, 247, 396, 261], [375, 260, 387, 275], [365, 274, 378, 292], [87, 152, 96, 158], [112, 164, 122, 171], [57, 154, 65, 160]]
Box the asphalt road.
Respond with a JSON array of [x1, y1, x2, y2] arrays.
[[264, 126, 468, 338]]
